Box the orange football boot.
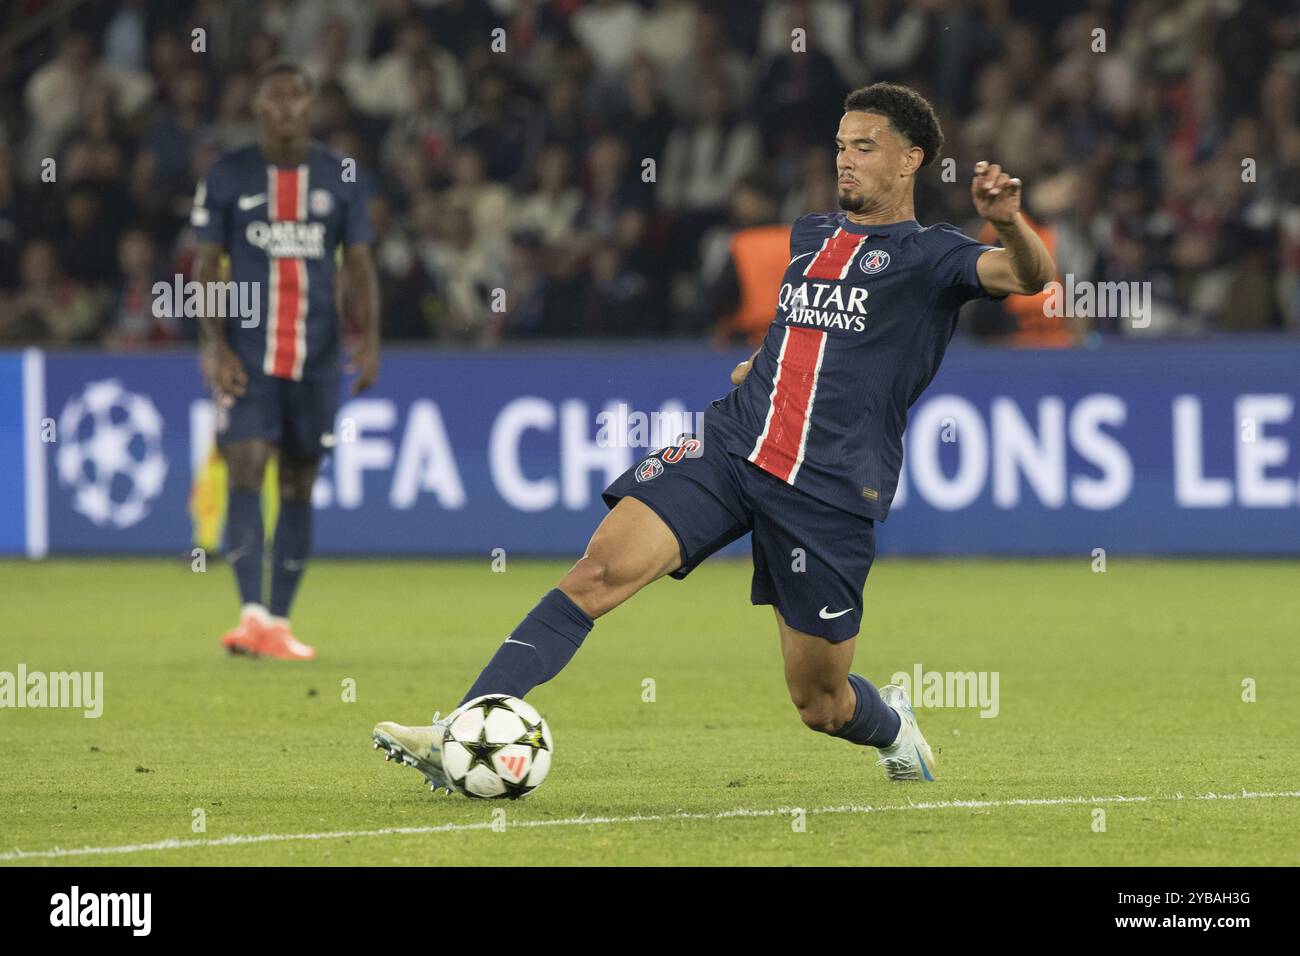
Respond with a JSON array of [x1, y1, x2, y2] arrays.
[[257, 620, 317, 660], [221, 610, 266, 656]]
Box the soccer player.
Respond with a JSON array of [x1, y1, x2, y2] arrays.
[[193, 61, 379, 660], [374, 83, 1054, 785]]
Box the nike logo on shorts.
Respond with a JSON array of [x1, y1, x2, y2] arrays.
[[819, 606, 852, 620]]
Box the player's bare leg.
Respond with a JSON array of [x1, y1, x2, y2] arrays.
[[460, 494, 682, 703], [219, 438, 275, 655], [259, 453, 319, 660], [373, 497, 682, 791], [775, 608, 935, 781], [554, 496, 683, 618], [776, 607, 858, 733]]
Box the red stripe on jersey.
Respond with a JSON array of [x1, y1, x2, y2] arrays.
[[803, 228, 866, 280], [270, 258, 303, 378], [266, 166, 307, 379], [749, 327, 827, 482], [274, 167, 299, 222]]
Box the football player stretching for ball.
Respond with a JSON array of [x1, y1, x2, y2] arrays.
[[375, 83, 1054, 787], [194, 61, 380, 660]]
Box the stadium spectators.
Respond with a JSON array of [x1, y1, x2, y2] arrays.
[[1, 0, 1297, 346]]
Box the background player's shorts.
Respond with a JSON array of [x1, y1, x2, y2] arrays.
[[601, 425, 876, 642], [216, 367, 340, 459]]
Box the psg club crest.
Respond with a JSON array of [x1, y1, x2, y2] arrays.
[[860, 249, 890, 274], [635, 457, 664, 483], [309, 189, 334, 216]]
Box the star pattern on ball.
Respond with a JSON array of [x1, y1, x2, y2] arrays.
[[477, 696, 519, 719], [515, 716, 550, 754], [499, 775, 533, 800], [462, 727, 508, 775]]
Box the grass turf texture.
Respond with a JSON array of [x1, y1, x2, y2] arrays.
[[1, 557, 1297, 866]]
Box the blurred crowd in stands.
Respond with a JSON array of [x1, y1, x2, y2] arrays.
[[1, 0, 1298, 347]]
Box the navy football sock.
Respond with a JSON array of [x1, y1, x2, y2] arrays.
[[269, 501, 312, 618], [225, 490, 264, 607], [460, 589, 594, 705], [831, 673, 901, 748]]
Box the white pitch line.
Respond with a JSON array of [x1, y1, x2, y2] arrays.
[[3, 789, 1298, 862]]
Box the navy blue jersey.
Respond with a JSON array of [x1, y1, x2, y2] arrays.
[[191, 142, 371, 380], [708, 213, 1002, 521]]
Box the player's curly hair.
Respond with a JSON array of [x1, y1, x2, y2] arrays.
[[842, 83, 944, 168]]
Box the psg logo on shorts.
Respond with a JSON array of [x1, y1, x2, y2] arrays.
[[860, 249, 890, 274], [635, 457, 664, 483]]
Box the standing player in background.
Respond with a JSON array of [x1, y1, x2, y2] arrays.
[[193, 62, 379, 660], [374, 83, 1054, 788]]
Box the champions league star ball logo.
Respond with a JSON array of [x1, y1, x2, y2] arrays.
[[56, 380, 168, 530], [860, 250, 890, 274]]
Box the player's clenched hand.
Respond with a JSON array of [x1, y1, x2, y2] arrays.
[[971, 161, 1022, 226], [347, 339, 380, 394], [203, 344, 247, 406], [731, 347, 760, 386]]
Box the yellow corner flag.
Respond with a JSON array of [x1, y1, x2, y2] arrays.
[[189, 443, 280, 551]]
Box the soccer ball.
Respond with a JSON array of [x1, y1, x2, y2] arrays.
[[439, 695, 553, 799]]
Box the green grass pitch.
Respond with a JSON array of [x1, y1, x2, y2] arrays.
[[1, 557, 1297, 866]]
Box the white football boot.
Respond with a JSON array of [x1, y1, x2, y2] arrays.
[[373, 713, 453, 793], [874, 684, 937, 782]]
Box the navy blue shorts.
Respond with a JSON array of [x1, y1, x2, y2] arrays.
[[601, 429, 876, 642], [216, 368, 340, 459]]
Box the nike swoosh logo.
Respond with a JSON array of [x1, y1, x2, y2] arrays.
[[237, 193, 267, 210], [818, 606, 852, 619], [503, 638, 535, 649], [916, 746, 933, 781]]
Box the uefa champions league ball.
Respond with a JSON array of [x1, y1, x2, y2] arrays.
[[439, 695, 554, 799]]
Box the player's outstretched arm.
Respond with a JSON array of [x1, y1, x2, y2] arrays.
[[341, 243, 380, 394], [970, 161, 1056, 297]]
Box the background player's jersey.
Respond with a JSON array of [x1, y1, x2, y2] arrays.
[[191, 141, 371, 380], [708, 212, 1002, 522]]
